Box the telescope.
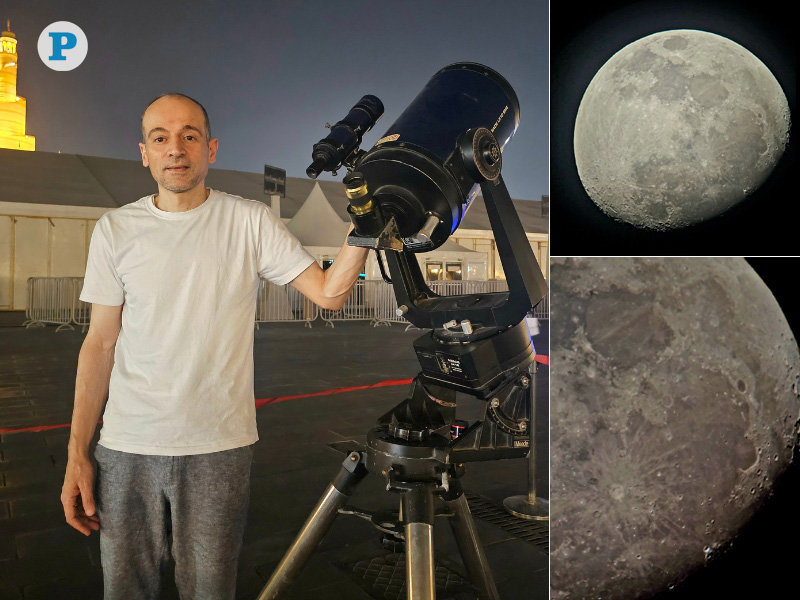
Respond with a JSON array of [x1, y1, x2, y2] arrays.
[[259, 63, 547, 600]]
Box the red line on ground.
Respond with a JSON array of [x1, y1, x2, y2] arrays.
[[253, 378, 414, 409], [0, 422, 92, 434], [1, 356, 549, 434]]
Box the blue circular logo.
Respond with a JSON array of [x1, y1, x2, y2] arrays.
[[38, 21, 88, 71]]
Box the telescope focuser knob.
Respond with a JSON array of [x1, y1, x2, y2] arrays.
[[458, 127, 502, 183]]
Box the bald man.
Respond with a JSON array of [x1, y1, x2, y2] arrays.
[[60, 93, 368, 599]]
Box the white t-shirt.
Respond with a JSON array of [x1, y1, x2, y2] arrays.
[[80, 189, 316, 456]]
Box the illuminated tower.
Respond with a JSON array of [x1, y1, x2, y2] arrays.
[[1, 20, 35, 151]]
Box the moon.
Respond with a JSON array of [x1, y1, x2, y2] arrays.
[[573, 30, 791, 230], [549, 258, 800, 599]]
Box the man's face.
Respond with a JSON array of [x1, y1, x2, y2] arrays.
[[139, 96, 218, 195]]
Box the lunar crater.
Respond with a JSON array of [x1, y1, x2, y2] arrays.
[[663, 35, 689, 51]]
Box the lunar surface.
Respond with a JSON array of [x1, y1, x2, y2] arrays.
[[573, 30, 790, 230], [549, 258, 800, 599]]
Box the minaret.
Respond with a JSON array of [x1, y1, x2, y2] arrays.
[[1, 20, 35, 150]]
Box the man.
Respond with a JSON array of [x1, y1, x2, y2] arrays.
[[60, 93, 368, 599]]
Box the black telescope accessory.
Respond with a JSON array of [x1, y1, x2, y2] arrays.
[[306, 94, 384, 179]]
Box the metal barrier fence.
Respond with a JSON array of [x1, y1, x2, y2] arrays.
[[23, 277, 78, 331], [24, 277, 549, 331], [319, 280, 398, 327], [255, 279, 318, 328], [316, 279, 548, 327]]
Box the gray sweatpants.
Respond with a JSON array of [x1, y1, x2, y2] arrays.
[[94, 443, 254, 600]]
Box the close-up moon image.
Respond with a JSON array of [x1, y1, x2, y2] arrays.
[[574, 30, 790, 231], [549, 257, 800, 599]]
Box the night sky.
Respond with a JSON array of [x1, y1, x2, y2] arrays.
[[5, 0, 549, 201]]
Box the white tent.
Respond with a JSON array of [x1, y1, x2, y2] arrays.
[[286, 182, 349, 248]]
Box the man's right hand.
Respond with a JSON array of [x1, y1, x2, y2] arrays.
[[61, 454, 100, 536], [63, 303, 121, 536]]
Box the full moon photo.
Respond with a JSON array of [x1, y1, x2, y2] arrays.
[[573, 30, 791, 231]]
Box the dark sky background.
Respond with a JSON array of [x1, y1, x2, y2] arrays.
[[5, 0, 549, 201], [551, 0, 796, 256]]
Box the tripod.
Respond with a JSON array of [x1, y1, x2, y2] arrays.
[[256, 456, 498, 600], [257, 358, 539, 600]]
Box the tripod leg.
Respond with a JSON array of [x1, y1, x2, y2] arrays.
[[504, 360, 549, 520], [402, 483, 437, 600], [444, 481, 500, 600], [257, 452, 367, 600]]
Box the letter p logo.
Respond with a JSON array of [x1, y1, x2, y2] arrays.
[[48, 32, 78, 60], [38, 22, 88, 71]]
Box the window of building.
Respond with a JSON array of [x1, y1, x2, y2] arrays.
[[426, 262, 442, 281], [445, 262, 462, 281]]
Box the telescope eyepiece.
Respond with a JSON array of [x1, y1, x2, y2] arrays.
[[306, 156, 328, 179], [344, 171, 384, 237], [344, 174, 370, 207]]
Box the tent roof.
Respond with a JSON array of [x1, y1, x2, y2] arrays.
[[437, 238, 482, 253], [0, 148, 547, 234], [287, 182, 349, 247]]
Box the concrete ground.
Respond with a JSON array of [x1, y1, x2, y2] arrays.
[[0, 316, 549, 600]]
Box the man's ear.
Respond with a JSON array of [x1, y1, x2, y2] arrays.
[[139, 142, 149, 167], [208, 138, 219, 164]]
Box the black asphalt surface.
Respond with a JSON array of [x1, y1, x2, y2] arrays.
[[0, 317, 549, 600]]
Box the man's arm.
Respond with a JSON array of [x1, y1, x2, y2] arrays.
[[61, 303, 122, 536], [289, 225, 369, 311]]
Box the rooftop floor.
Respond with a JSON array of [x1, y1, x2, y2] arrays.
[[0, 318, 550, 600]]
